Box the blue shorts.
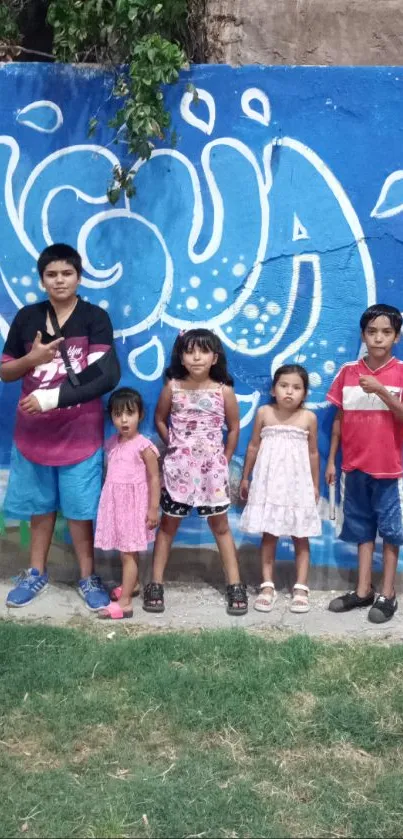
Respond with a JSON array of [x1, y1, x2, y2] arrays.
[[339, 469, 403, 546], [3, 445, 103, 521]]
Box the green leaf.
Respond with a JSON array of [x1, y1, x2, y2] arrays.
[[107, 186, 121, 205]]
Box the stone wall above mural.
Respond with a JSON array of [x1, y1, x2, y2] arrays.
[[205, 0, 403, 65]]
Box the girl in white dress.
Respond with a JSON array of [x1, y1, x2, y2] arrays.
[[240, 364, 321, 613]]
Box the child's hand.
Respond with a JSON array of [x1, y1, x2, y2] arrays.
[[325, 461, 336, 485], [146, 507, 159, 529], [359, 375, 382, 395], [239, 479, 249, 501], [29, 331, 63, 367], [19, 394, 41, 414]]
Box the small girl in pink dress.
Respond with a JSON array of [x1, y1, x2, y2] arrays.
[[95, 388, 160, 620], [143, 329, 248, 616], [240, 364, 321, 614]]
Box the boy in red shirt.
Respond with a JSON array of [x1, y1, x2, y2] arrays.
[[1, 243, 120, 610], [326, 303, 403, 623]]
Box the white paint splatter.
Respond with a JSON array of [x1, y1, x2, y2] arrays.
[[255, 323, 265, 333], [123, 304, 132, 316], [241, 328, 248, 335], [99, 299, 109, 309], [244, 304, 259, 319], [324, 360, 336, 374], [21, 276, 32, 287], [266, 301, 281, 315], [25, 292, 37, 303], [309, 372, 322, 387], [189, 276, 201, 288], [260, 313, 269, 323], [232, 263, 246, 277], [213, 287, 227, 302], [237, 338, 248, 348], [186, 296, 199, 311]]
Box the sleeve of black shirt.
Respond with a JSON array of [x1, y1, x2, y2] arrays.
[[57, 306, 120, 408], [1, 310, 27, 360]]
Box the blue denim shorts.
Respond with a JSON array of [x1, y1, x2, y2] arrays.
[[339, 469, 403, 546], [3, 445, 103, 521]]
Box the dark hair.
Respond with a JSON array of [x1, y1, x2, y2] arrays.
[[360, 303, 402, 335], [272, 364, 309, 398], [165, 328, 234, 385], [37, 243, 82, 279], [107, 387, 144, 419]]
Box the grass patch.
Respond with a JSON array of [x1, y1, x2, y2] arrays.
[[1, 624, 403, 838]]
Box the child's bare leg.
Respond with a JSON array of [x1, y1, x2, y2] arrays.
[[292, 537, 310, 587], [30, 512, 56, 573], [356, 541, 374, 597], [261, 533, 277, 586], [152, 514, 182, 583], [68, 519, 94, 579], [207, 512, 240, 584], [254, 533, 278, 609], [290, 537, 310, 610], [381, 542, 399, 598], [119, 552, 139, 609]]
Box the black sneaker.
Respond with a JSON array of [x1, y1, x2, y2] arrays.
[[368, 594, 398, 624], [328, 588, 375, 613]]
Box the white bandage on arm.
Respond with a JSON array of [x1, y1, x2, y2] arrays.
[[32, 387, 60, 412], [87, 351, 105, 365]]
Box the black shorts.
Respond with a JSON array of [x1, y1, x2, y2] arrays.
[[160, 488, 230, 519]]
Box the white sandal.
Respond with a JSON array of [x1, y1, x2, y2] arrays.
[[254, 581, 277, 613], [290, 583, 310, 613]]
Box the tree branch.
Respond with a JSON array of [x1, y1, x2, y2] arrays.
[[0, 42, 55, 60]]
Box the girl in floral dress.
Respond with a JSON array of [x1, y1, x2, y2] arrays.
[[240, 364, 321, 614], [143, 329, 248, 616]]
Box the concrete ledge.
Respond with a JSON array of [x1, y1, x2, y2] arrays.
[[1, 531, 402, 593]]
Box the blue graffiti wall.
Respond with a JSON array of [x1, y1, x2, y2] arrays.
[[0, 63, 402, 569]]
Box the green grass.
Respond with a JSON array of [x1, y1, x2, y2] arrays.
[[1, 624, 403, 838]]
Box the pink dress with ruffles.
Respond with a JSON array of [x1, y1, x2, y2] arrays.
[[240, 424, 321, 538], [95, 433, 159, 553]]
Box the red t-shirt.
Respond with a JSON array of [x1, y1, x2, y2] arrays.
[[2, 298, 112, 466], [327, 357, 403, 479]]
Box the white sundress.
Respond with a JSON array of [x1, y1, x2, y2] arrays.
[[240, 424, 321, 538]]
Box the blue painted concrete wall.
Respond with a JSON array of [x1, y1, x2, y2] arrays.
[[0, 63, 402, 569]]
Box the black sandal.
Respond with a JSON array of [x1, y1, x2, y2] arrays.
[[143, 582, 165, 613], [226, 583, 248, 616]]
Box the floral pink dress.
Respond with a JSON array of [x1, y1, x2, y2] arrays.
[[163, 380, 230, 507], [240, 425, 321, 538], [95, 433, 159, 553]]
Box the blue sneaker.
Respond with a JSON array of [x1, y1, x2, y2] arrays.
[[78, 574, 110, 611], [6, 568, 49, 608]]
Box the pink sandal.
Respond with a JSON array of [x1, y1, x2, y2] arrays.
[[98, 602, 133, 620], [111, 584, 140, 601]]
